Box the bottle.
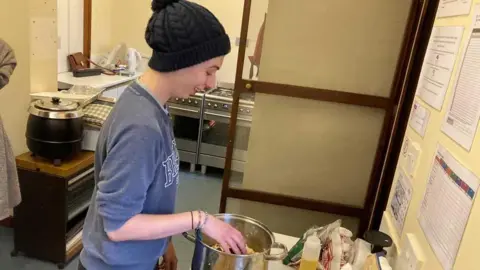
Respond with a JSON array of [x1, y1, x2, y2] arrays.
[[299, 235, 321, 270]]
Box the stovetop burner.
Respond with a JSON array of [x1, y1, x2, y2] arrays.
[[208, 88, 233, 98], [207, 88, 255, 103]]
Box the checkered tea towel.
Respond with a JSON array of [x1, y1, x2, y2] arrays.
[[83, 101, 114, 127]]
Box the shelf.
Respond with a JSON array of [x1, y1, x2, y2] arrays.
[[66, 229, 83, 261], [68, 167, 94, 188], [67, 172, 94, 222], [13, 151, 95, 266], [67, 192, 91, 221]]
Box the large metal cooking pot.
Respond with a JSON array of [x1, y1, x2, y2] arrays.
[[183, 214, 288, 270], [26, 97, 84, 164]]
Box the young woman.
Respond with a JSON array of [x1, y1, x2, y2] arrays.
[[78, 0, 247, 269]]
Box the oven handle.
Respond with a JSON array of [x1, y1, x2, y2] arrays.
[[168, 105, 200, 114], [205, 112, 252, 123]]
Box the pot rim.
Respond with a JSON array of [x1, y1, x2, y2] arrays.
[[28, 105, 84, 119], [196, 213, 276, 258]]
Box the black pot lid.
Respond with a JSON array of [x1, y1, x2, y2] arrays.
[[34, 97, 79, 111]]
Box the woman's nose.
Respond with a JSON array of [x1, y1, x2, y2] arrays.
[[205, 74, 217, 89]]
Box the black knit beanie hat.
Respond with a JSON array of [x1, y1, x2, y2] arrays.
[[145, 0, 231, 72]]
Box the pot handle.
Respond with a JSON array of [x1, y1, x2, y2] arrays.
[[182, 231, 197, 243], [264, 242, 289, 261]]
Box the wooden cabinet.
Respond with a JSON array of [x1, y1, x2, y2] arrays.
[[11, 151, 95, 269]]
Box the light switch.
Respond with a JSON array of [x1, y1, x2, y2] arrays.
[[401, 136, 421, 179], [405, 141, 421, 178]]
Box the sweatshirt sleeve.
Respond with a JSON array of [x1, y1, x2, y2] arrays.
[[0, 39, 17, 90], [96, 123, 161, 233]]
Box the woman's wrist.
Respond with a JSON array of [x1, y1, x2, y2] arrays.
[[190, 210, 209, 230], [191, 210, 200, 230]]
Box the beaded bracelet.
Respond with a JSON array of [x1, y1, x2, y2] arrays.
[[190, 211, 194, 230], [199, 211, 209, 230], [196, 210, 202, 230]]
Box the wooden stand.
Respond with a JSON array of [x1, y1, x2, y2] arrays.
[[11, 151, 95, 269]]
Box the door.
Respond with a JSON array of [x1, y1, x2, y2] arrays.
[[219, 0, 429, 237]]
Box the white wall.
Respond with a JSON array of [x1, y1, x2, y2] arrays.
[[57, 0, 84, 73]]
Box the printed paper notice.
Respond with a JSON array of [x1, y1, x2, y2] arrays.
[[390, 170, 413, 235], [437, 0, 473, 18], [409, 101, 431, 137], [416, 26, 464, 110], [418, 145, 479, 270], [442, 5, 480, 151]]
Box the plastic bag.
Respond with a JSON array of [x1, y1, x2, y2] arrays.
[[320, 227, 354, 270], [283, 219, 355, 270]]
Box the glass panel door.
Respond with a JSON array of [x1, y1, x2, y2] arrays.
[[241, 0, 413, 97], [228, 94, 385, 208]]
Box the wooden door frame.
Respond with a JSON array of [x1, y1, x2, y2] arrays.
[[81, 0, 440, 235], [83, 0, 92, 59], [370, 0, 440, 230]]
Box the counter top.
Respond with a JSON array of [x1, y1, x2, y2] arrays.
[[16, 151, 95, 179], [57, 71, 142, 89]]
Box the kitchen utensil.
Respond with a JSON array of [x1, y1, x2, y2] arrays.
[[26, 97, 84, 165], [183, 213, 288, 270]]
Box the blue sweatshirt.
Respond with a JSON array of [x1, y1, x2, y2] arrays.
[[79, 80, 179, 270]]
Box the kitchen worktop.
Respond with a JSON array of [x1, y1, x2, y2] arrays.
[[57, 71, 142, 89]]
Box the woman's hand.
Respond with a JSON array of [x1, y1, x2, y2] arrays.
[[202, 216, 247, 255]]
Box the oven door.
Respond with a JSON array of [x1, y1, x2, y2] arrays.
[[199, 109, 251, 172], [168, 104, 201, 164]]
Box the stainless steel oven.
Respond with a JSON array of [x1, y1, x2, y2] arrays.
[[167, 94, 204, 172], [198, 89, 254, 173]]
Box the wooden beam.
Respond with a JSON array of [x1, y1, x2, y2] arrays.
[[83, 0, 92, 59], [241, 80, 392, 109], [225, 188, 365, 218]]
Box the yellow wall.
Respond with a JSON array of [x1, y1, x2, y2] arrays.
[[0, 0, 31, 155], [91, 0, 113, 56], [384, 1, 480, 269], [0, 0, 57, 155], [29, 0, 57, 93]]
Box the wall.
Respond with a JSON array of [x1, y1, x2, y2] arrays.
[[382, 1, 480, 269], [90, 0, 267, 84], [0, 0, 58, 154], [30, 0, 57, 92], [0, 1, 31, 155], [57, 0, 84, 73], [90, 0, 113, 56]]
